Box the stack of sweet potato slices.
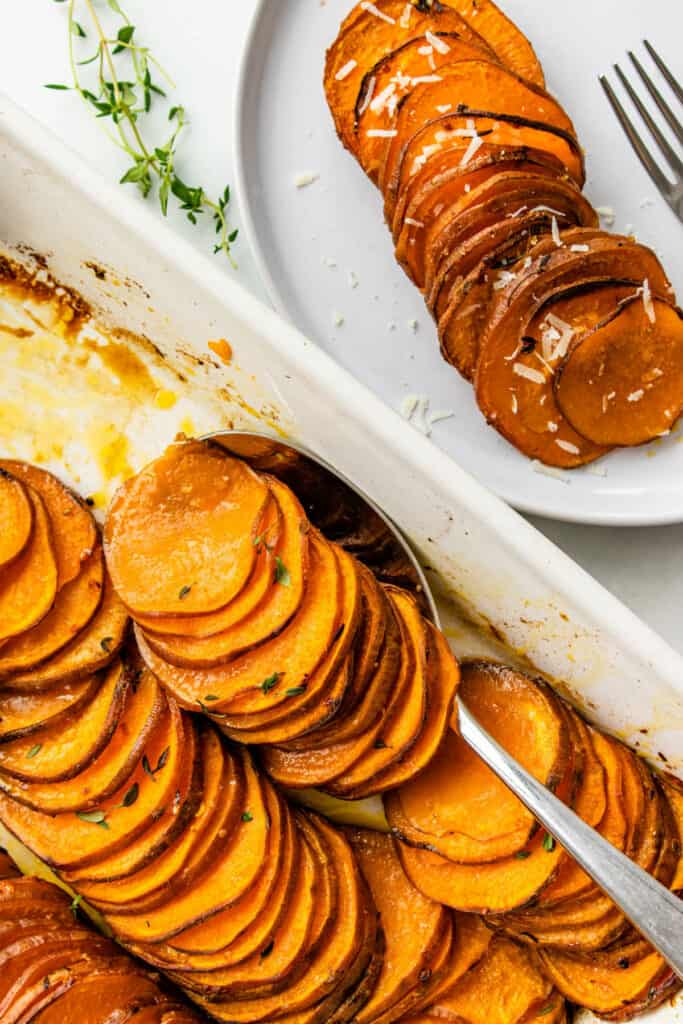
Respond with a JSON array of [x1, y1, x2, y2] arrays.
[[387, 660, 683, 1019], [0, 670, 383, 1023], [0, 848, 201, 1023], [0, 462, 129, 750], [324, 0, 683, 465], [104, 439, 461, 798]]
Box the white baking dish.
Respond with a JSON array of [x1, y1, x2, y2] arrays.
[[1, 95, 682, 1021]]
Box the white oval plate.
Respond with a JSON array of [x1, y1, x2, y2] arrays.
[[234, 0, 683, 526]]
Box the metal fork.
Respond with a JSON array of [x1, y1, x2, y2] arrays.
[[600, 41, 683, 222]]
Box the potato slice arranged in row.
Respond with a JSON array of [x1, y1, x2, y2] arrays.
[[388, 660, 683, 1019], [0, 850, 202, 1023], [104, 439, 461, 799], [324, 0, 683, 464]]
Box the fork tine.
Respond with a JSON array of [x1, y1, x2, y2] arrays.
[[629, 51, 683, 146], [614, 64, 683, 176], [643, 40, 683, 106], [599, 75, 673, 194]]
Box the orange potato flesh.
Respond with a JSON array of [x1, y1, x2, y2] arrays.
[[0, 488, 58, 643], [0, 470, 32, 573]]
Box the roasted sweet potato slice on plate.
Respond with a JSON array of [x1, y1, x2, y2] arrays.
[[0, 545, 104, 678], [474, 236, 674, 465], [0, 657, 127, 783], [424, 935, 554, 1024], [104, 440, 270, 617], [132, 488, 283, 639], [354, 34, 496, 183], [0, 469, 32, 573], [0, 461, 97, 589], [106, 746, 269, 942], [75, 723, 225, 908], [432, 0, 544, 86], [346, 828, 448, 1024], [7, 573, 129, 690], [136, 530, 342, 711], [0, 676, 99, 743], [0, 664, 165, 814], [325, 0, 495, 155], [422, 170, 597, 298], [386, 661, 568, 863], [0, 488, 57, 644], [555, 295, 683, 446], [0, 686, 185, 869]]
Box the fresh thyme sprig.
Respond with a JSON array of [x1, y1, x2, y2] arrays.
[[46, 0, 238, 264]]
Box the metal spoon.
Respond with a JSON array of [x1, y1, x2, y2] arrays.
[[208, 429, 683, 981]]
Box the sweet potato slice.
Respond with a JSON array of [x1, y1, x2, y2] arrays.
[[0, 488, 57, 643], [326, 586, 427, 799], [0, 677, 98, 743], [106, 747, 269, 942], [555, 295, 683, 446], [172, 815, 322, 999], [661, 778, 683, 892], [152, 791, 295, 964], [0, 659, 126, 783], [425, 936, 553, 1024], [29, 966, 187, 1024], [65, 717, 221, 887], [189, 812, 368, 1022], [7, 573, 129, 690], [380, 60, 581, 200], [325, 0, 495, 155], [260, 598, 403, 788], [0, 462, 96, 589], [136, 531, 341, 712], [75, 724, 225, 908], [433, 0, 544, 86], [0, 687, 185, 869], [417, 912, 493, 1008], [397, 819, 566, 913], [104, 440, 269, 617], [537, 944, 674, 1019], [347, 828, 448, 1024], [0, 546, 104, 678], [475, 236, 674, 466], [386, 661, 568, 863], [421, 171, 596, 299], [355, 34, 496, 183], [132, 488, 283, 639], [0, 470, 32, 573], [0, 664, 163, 814], [369, 621, 459, 793]]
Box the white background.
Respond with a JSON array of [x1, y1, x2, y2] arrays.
[[2, 1, 683, 652]]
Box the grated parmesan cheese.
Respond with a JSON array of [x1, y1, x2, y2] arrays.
[[529, 205, 565, 217], [628, 390, 645, 402], [513, 363, 546, 384], [551, 216, 562, 247], [294, 172, 319, 188], [367, 128, 398, 138], [493, 270, 517, 291], [459, 134, 484, 167], [428, 408, 455, 428], [511, 393, 519, 414], [335, 60, 357, 82], [570, 244, 590, 253], [360, 2, 396, 24], [405, 218, 425, 228], [532, 460, 571, 483], [586, 463, 608, 477], [556, 439, 580, 455], [407, 319, 419, 332], [596, 206, 616, 227], [425, 31, 451, 54], [641, 278, 656, 323], [348, 270, 359, 289], [332, 310, 345, 327], [418, 45, 434, 56], [399, 2, 412, 28], [370, 83, 397, 114], [547, 421, 559, 433], [400, 394, 419, 420], [435, 103, 452, 114]]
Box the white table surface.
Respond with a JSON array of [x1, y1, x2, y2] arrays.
[[2, 0, 683, 654]]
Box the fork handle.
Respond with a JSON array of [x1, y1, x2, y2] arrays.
[[458, 701, 683, 980]]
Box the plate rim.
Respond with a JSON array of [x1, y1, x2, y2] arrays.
[[232, 0, 683, 529]]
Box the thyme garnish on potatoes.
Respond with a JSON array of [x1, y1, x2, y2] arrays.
[[45, 0, 238, 263]]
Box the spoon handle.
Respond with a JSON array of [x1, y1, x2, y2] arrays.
[[458, 701, 683, 980]]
